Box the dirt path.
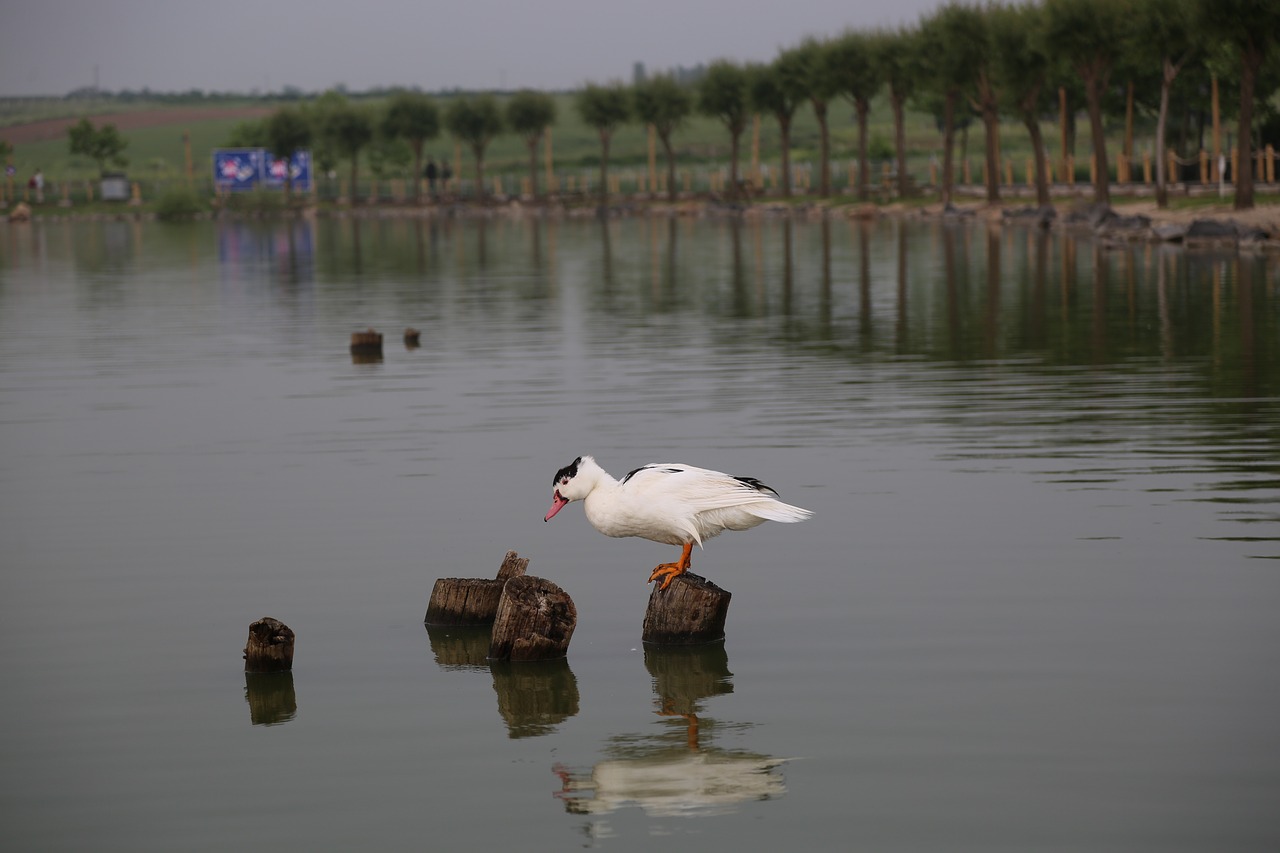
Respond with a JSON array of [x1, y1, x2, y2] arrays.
[[2, 106, 272, 144]]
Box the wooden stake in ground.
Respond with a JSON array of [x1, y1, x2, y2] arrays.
[[243, 617, 295, 672], [425, 550, 529, 625], [642, 572, 731, 645], [488, 575, 576, 661]]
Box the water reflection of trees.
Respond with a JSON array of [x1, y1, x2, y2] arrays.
[[553, 643, 786, 819]]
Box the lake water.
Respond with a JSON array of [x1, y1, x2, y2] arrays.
[[1, 212, 1277, 851]]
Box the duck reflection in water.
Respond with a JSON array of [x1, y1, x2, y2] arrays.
[[553, 643, 787, 818]]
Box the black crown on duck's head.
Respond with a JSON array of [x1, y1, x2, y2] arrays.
[[553, 456, 583, 485]]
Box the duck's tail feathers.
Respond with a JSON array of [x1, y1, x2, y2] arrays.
[[747, 499, 814, 524]]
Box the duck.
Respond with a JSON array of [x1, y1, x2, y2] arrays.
[[543, 455, 813, 589]]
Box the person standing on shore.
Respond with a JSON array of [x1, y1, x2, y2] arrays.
[[425, 158, 438, 198]]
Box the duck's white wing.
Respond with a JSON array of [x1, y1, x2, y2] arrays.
[[621, 463, 812, 521]]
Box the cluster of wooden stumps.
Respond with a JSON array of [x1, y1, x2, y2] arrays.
[[349, 327, 420, 363], [425, 550, 732, 660], [426, 551, 577, 661], [241, 550, 732, 700]]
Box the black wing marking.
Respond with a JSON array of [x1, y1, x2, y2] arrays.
[[621, 465, 684, 484], [733, 475, 780, 496]]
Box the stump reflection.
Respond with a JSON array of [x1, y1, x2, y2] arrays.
[[490, 658, 580, 739], [553, 643, 787, 817], [244, 671, 297, 726]]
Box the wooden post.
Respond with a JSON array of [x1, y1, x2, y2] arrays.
[[425, 550, 528, 625], [243, 617, 295, 672], [1067, 154, 1075, 186], [453, 141, 462, 194], [1026, 157, 1034, 186], [1267, 144, 1275, 183], [1143, 151, 1151, 184], [1199, 149, 1209, 184], [1005, 157, 1013, 188], [1168, 149, 1177, 187], [642, 572, 731, 645], [183, 129, 193, 185], [349, 328, 383, 361], [488, 575, 576, 661], [128, 182, 142, 206]]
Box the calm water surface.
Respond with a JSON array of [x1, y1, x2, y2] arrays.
[[1, 214, 1277, 851]]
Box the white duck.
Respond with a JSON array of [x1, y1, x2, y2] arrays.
[[543, 456, 813, 589]]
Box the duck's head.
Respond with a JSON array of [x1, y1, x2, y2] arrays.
[[544, 455, 593, 521]]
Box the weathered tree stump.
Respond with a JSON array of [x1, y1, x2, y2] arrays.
[[425, 578, 506, 625], [350, 328, 383, 363], [488, 575, 577, 661], [642, 572, 732, 645], [425, 550, 529, 625], [403, 327, 421, 348], [243, 616, 295, 672]]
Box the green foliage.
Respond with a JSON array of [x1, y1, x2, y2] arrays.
[[265, 107, 311, 159], [445, 95, 504, 154], [224, 118, 268, 147], [632, 75, 693, 140], [575, 83, 631, 136], [0, 138, 12, 163], [67, 118, 130, 174], [697, 61, 749, 135], [506, 90, 556, 142], [154, 184, 205, 220]]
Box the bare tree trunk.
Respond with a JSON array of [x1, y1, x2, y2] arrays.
[[982, 104, 1000, 204], [855, 99, 870, 201], [815, 100, 830, 198], [527, 137, 539, 199], [473, 143, 487, 202], [411, 141, 423, 204], [661, 135, 677, 203], [729, 129, 741, 190], [1084, 71, 1111, 205], [779, 115, 793, 198], [1156, 59, 1174, 209], [1235, 49, 1259, 210], [1024, 111, 1051, 208], [891, 88, 908, 198], [941, 91, 957, 207], [598, 130, 610, 209]]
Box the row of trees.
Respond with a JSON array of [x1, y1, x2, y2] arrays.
[[240, 0, 1277, 210], [231, 89, 556, 203]]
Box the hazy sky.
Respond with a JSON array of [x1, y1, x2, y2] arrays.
[[4, 0, 947, 97]]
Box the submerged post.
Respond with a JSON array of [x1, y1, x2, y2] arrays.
[[642, 572, 731, 645]]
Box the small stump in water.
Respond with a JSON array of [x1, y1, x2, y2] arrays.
[[350, 328, 383, 363], [403, 327, 421, 348], [425, 550, 529, 626], [488, 575, 577, 662], [642, 572, 731, 645], [243, 617, 295, 672]]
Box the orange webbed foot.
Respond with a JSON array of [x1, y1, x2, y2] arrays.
[[648, 542, 694, 590]]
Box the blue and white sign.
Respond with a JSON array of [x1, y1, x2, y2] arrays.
[[213, 148, 311, 191]]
